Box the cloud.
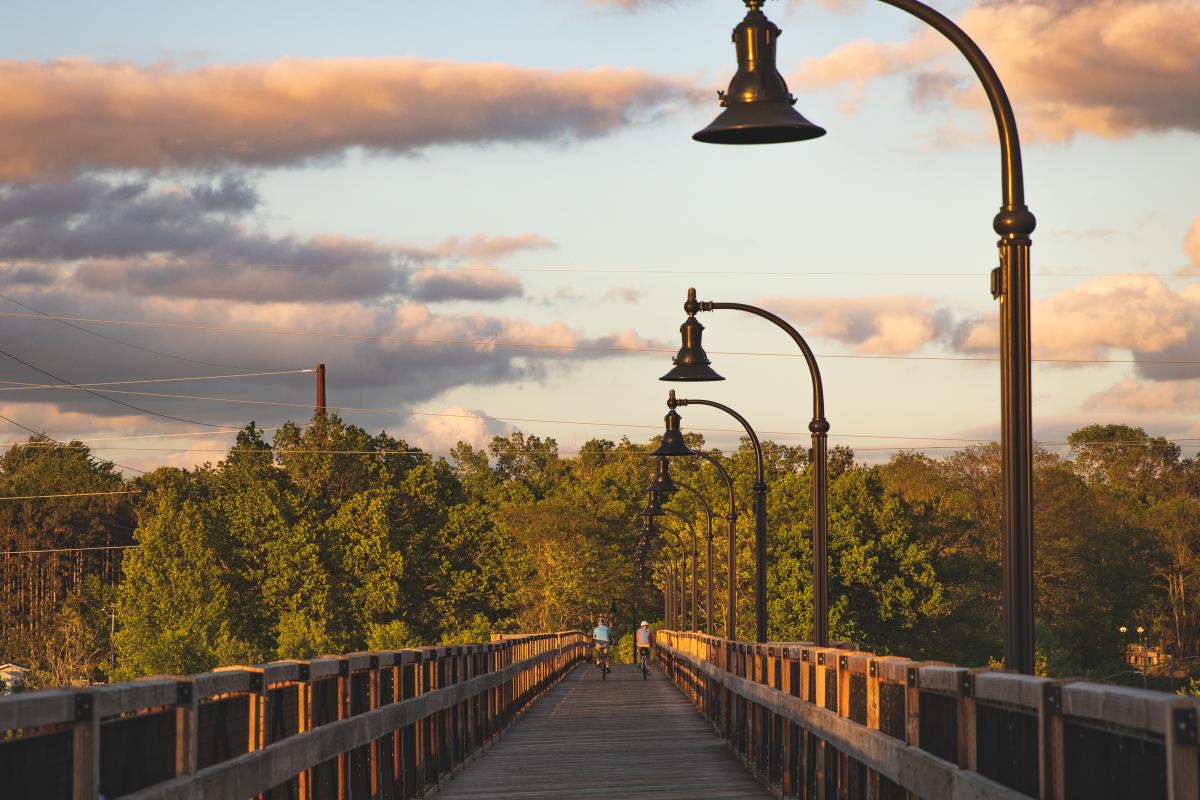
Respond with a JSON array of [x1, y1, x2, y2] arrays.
[[763, 294, 951, 354], [1185, 212, 1200, 273], [0, 176, 539, 303], [0, 287, 669, 422], [602, 286, 642, 303], [410, 268, 522, 302], [794, 0, 1200, 141], [407, 406, 514, 453], [765, 274, 1200, 381], [1084, 378, 1200, 414], [0, 57, 695, 181], [1033, 274, 1192, 359]]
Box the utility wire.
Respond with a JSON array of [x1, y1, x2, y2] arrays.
[[0, 346, 247, 431], [0, 311, 1195, 366], [0, 291, 255, 370], [0, 544, 135, 555], [0, 490, 140, 501], [2, 256, 1190, 279], [0, 368, 313, 393], [0, 411, 147, 474]]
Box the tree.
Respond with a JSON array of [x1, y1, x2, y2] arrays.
[[1068, 424, 1182, 504], [114, 490, 245, 678]]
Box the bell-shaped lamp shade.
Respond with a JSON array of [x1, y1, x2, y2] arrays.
[[661, 315, 724, 382], [652, 408, 693, 457], [649, 456, 679, 495], [693, 3, 826, 145], [640, 489, 666, 518]]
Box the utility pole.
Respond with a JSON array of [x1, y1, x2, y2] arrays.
[[315, 363, 326, 417]]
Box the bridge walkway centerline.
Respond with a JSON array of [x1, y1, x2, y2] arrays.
[[433, 663, 769, 799]]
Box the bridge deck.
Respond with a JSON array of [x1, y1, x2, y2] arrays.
[[436, 663, 768, 799]]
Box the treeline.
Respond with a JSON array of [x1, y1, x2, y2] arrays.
[[0, 416, 1197, 689]]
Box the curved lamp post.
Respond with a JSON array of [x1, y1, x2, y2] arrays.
[[652, 405, 741, 639], [646, 454, 717, 634], [667, 390, 768, 643], [670, 476, 717, 635], [691, 0, 1036, 673], [642, 489, 700, 631], [664, 508, 700, 631]]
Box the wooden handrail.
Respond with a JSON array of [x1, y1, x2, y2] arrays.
[[653, 630, 1200, 800], [0, 631, 590, 800]]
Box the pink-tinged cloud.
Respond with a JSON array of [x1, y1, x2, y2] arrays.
[[602, 286, 641, 303], [764, 294, 950, 354], [0, 58, 695, 180], [0, 176, 541, 303], [1084, 378, 1200, 414], [408, 406, 514, 453], [1032, 274, 1192, 359], [956, 274, 1197, 360], [794, 0, 1200, 141], [1185, 212, 1200, 273]]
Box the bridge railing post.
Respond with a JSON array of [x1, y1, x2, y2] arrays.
[[72, 689, 99, 800]]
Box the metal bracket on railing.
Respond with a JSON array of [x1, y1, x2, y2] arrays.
[[249, 673, 264, 692], [1043, 684, 1062, 715], [1175, 708, 1198, 745], [74, 692, 93, 722], [298, 664, 311, 682], [838, 655, 848, 671], [370, 655, 379, 670], [817, 653, 825, 666], [960, 673, 974, 698], [906, 668, 918, 688], [868, 661, 878, 678], [176, 681, 194, 705], [801, 650, 810, 662], [338, 660, 350, 678]]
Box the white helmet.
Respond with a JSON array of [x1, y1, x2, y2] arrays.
[[640, 621, 650, 628]]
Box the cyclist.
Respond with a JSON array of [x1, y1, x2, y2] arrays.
[[636, 621, 652, 677], [592, 617, 613, 674]]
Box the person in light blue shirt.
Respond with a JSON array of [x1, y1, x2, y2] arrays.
[[592, 617, 613, 672]]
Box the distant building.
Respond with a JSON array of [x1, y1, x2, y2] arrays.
[[0, 663, 29, 694]]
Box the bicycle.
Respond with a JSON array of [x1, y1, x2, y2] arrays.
[[595, 643, 611, 679], [638, 647, 650, 680]]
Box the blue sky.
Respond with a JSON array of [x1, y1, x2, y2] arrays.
[[0, 0, 1197, 469]]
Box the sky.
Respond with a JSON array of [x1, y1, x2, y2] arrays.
[[0, 0, 1198, 472]]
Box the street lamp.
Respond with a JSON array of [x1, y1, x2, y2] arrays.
[[641, 489, 700, 631], [668, 475, 717, 635], [664, 296, 827, 646], [667, 390, 768, 644], [692, 0, 1036, 673], [652, 404, 741, 639]]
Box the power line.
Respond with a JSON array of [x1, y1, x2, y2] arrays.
[[0, 311, 1195, 366], [0, 544, 136, 555], [0, 346, 242, 431], [0, 490, 140, 501], [2, 256, 1189, 279], [0, 411, 147, 474], [0, 291, 261, 370], [0, 368, 314, 393]]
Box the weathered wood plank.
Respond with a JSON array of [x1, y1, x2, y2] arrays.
[[435, 664, 770, 800]]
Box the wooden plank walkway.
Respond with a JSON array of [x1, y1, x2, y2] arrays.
[[435, 663, 770, 799]]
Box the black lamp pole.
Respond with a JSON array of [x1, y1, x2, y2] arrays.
[[669, 390, 768, 643], [671, 479, 716, 635], [652, 408, 740, 640], [663, 508, 700, 631], [662, 304, 825, 646], [692, 0, 1035, 673]]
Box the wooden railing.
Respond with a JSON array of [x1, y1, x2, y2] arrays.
[[655, 630, 1200, 800], [0, 631, 589, 800]]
